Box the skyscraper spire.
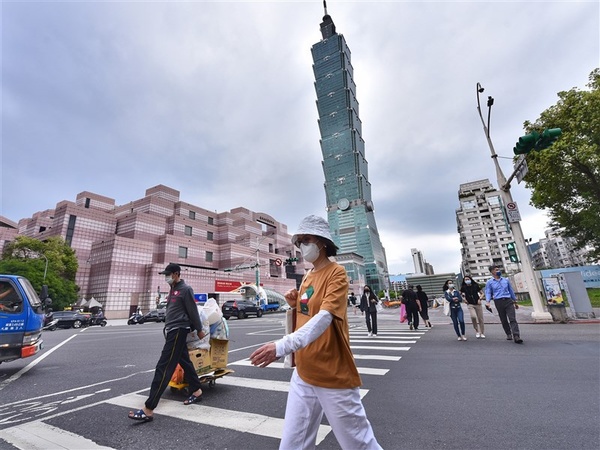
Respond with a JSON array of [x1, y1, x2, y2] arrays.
[[320, 0, 336, 38]]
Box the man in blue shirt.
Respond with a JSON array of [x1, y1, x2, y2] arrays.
[[485, 266, 523, 344]]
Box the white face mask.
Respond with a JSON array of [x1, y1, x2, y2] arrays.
[[448, 283, 454, 289], [466, 280, 472, 285], [165, 275, 175, 285], [300, 243, 321, 263]]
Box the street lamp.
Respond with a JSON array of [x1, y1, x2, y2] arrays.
[[475, 83, 552, 322]]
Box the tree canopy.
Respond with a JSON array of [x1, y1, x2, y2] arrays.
[[0, 236, 79, 310], [523, 68, 600, 262]]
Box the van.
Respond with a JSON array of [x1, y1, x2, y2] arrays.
[[0, 275, 46, 364]]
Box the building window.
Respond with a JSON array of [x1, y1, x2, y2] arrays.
[[85, 198, 91, 208], [185, 226, 192, 236], [208, 217, 214, 225], [178, 246, 188, 258], [65, 215, 77, 246], [189, 211, 196, 220], [206, 251, 213, 262], [207, 231, 213, 241]]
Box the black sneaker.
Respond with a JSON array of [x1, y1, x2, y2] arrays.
[[514, 336, 523, 344]]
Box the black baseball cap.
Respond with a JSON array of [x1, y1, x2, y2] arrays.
[[159, 263, 181, 275]]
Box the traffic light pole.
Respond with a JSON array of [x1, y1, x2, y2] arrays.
[[476, 84, 552, 322]]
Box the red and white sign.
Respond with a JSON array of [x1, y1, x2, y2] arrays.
[[505, 202, 521, 223], [275, 258, 282, 266], [214, 280, 243, 292]]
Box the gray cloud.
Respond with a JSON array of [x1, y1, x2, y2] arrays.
[[2, 0, 598, 275]]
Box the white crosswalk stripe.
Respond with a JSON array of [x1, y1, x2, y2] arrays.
[[0, 324, 429, 449], [106, 393, 332, 444]]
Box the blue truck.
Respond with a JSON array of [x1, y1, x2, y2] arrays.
[[0, 274, 47, 364]]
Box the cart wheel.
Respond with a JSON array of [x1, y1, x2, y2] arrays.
[[209, 379, 215, 387]]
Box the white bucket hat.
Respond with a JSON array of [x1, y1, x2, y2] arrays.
[[292, 215, 339, 250]]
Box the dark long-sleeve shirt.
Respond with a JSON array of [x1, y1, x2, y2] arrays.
[[164, 279, 202, 333]]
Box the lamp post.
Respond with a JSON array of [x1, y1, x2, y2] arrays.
[[40, 254, 48, 282], [475, 83, 552, 322]]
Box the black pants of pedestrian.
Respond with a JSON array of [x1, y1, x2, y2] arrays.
[[145, 327, 202, 411], [365, 309, 378, 334], [419, 304, 429, 321], [494, 298, 520, 338], [406, 306, 419, 329]]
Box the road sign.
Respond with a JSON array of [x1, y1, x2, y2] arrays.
[[514, 155, 529, 183], [505, 202, 521, 223]]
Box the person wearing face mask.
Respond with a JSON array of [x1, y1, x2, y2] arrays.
[[485, 266, 523, 344], [250, 215, 382, 450], [460, 276, 485, 338], [444, 279, 467, 341], [128, 263, 205, 423], [360, 285, 379, 336]]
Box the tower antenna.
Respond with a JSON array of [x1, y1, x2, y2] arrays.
[[323, 0, 328, 15]]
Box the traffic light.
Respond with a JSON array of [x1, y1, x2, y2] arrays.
[[513, 131, 539, 155], [513, 128, 561, 155], [534, 128, 562, 151], [506, 242, 519, 263]]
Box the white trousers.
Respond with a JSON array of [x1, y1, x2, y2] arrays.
[[280, 370, 382, 450]]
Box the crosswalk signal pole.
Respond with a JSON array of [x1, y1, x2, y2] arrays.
[[476, 83, 552, 322]]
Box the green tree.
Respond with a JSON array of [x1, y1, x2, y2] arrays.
[[522, 68, 600, 261], [0, 236, 79, 310]]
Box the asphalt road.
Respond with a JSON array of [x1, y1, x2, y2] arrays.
[[0, 307, 598, 450]]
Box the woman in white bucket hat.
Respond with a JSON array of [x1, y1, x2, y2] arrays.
[[251, 215, 381, 450]]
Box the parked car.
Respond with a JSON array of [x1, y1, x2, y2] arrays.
[[143, 309, 165, 323], [222, 300, 263, 319], [53, 310, 92, 329]]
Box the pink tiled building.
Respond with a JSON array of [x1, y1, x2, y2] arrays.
[[11, 185, 308, 318]]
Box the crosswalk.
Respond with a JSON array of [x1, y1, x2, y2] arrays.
[[0, 325, 428, 449]]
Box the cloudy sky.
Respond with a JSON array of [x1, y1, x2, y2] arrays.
[[2, 0, 598, 275]]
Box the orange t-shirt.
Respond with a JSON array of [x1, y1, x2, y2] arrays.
[[295, 262, 362, 389]]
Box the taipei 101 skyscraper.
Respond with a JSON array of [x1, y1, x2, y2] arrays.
[[311, 1, 389, 292]]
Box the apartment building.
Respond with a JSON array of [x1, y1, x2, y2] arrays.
[[456, 179, 517, 283], [15, 185, 309, 318], [531, 229, 588, 269]]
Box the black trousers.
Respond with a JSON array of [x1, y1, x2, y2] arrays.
[[419, 304, 430, 321], [407, 306, 420, 329], [494, 298, 521, 338], [365, 309, 378, 334], [145, 327, 202, 410]]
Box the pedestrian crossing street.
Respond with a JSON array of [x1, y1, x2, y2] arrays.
[[0, 325, 428, 450]]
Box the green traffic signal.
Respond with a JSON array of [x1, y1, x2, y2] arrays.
[[513, 131, 539, 155], [506, 242, 519, 263], [534, 128, 562, 151], [513, 128, 561, 155]]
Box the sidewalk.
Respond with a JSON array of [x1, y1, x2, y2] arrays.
[[423, 303, 600, 325]]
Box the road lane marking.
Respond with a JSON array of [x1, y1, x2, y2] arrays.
[[353, 354, 401, 361], [106, 393, 332, 444], [214, 375, 370, 399], [351, 345, 411, 351], [0, 334, 79, 393], [351, 339, 417, 344], [1, 372, 152, 408], [0, 421, 112, 449], [228, 358, 389, 376]]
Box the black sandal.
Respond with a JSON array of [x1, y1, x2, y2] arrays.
[[183, 392, 203, 405], [128, 409, 153, 422]]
